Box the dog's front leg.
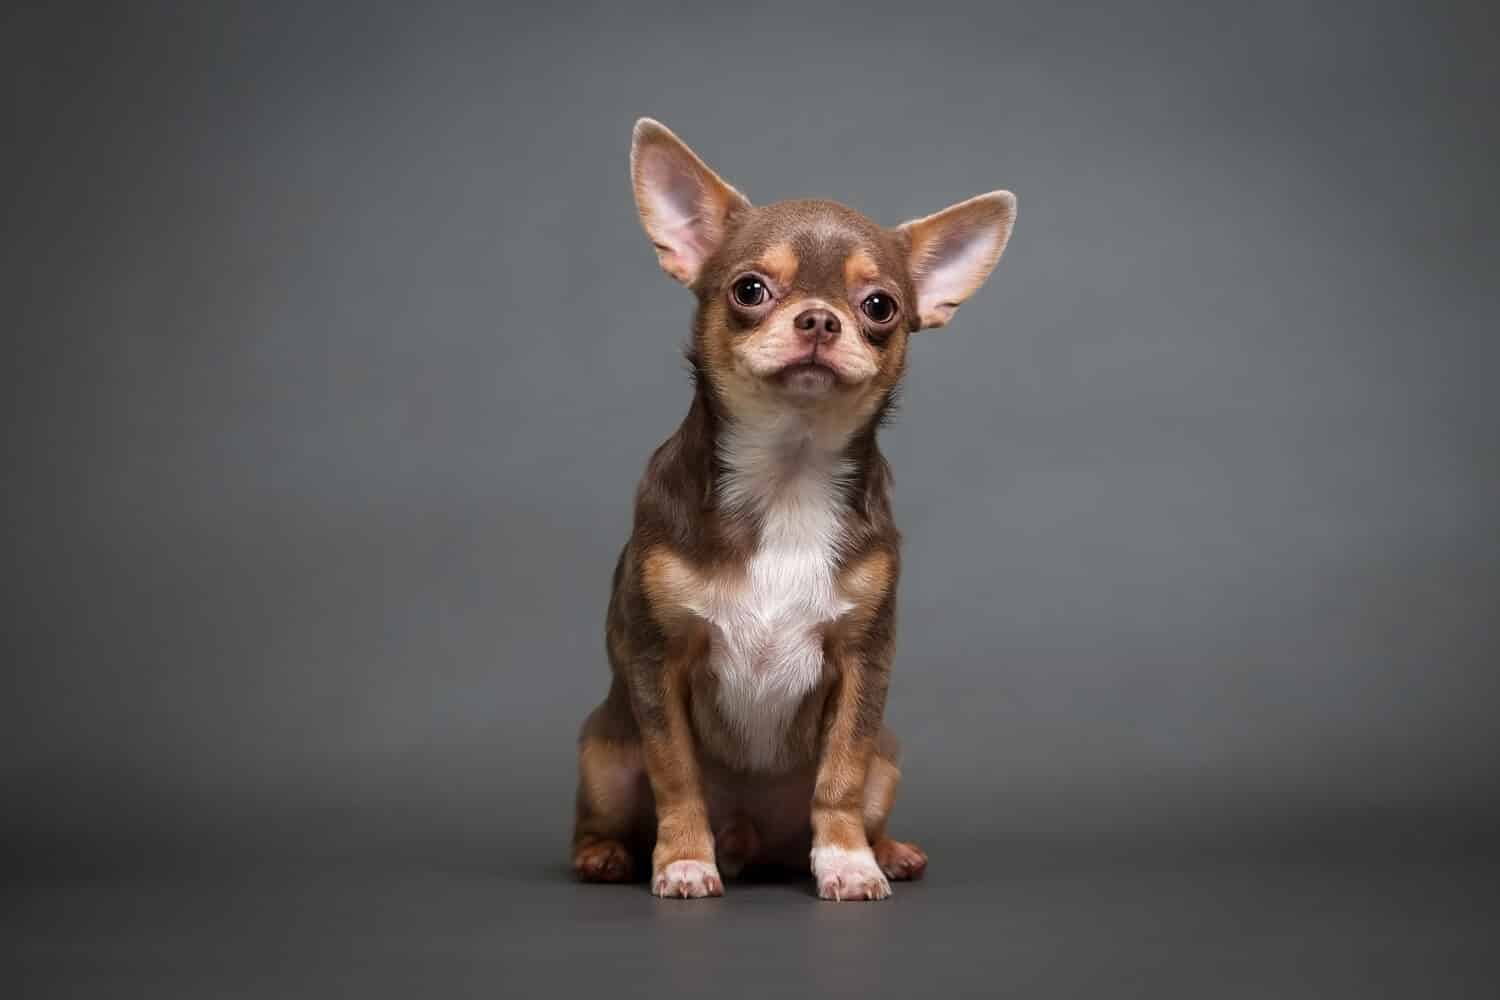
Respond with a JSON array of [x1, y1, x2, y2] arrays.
[[810, 636, 894, 901], [627, 632, 721, 899]]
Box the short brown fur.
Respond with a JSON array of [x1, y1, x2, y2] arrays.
[[574, 119, 1013, 901]]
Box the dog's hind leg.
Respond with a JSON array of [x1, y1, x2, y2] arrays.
[[863, 728, 927, 881], [572, 684, 652, 883]]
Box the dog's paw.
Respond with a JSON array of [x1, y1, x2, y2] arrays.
[[651, 859, 723, 899], [873, 837, 928, 881], [811, 846, 892, 902], [573, 839, 635, 883]]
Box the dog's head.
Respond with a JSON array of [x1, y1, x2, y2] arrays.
[[630, 118, 1015, 434]]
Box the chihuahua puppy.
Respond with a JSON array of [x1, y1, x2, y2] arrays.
[[572, 119, 1015, 901]]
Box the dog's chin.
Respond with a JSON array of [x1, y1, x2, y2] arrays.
[[773, 361, 841, 400]]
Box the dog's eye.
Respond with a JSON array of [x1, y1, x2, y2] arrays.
[[861, 292, 897, 325], [731, 276, 769, 308]]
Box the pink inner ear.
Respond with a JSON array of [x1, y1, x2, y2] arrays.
[[640, 155, 713, 269], [917, 224, 1001, 315]]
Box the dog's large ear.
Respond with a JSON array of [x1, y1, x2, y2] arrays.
[[898, 191, 1016, 329], [630, 118, 751, 286]]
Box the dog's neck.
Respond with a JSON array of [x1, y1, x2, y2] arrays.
[[637, 382, 893, 567], [716, 407, 857, 521]]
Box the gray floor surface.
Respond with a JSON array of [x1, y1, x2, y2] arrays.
[[7, 837, 1497, 998]]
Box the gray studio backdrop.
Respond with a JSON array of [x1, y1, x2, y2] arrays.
[[4, 0, 1497, 870]]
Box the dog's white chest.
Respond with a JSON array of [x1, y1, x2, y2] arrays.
[[705, 445, 853, 771]]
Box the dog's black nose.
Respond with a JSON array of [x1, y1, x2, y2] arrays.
[[793, 308, 841, 343]]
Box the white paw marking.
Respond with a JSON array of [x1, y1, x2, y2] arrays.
[[652, 860, 723, 899], [811, 846, 891, 902]]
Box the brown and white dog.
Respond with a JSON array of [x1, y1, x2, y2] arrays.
[[572, 119, 1016, 901]]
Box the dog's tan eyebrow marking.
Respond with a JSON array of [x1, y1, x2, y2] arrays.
[[757, 242, 799, 287], [844, 249, 881, 288]]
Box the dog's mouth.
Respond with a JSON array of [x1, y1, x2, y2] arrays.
[[777, 355, 837, 376], [773, 356, 840, 396]]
